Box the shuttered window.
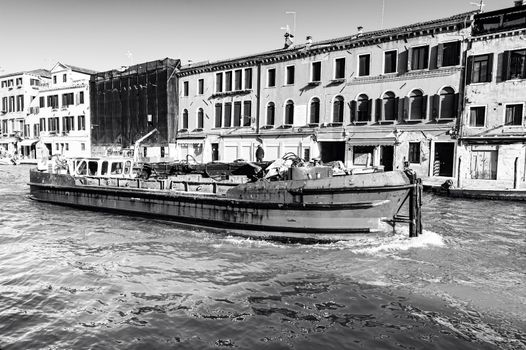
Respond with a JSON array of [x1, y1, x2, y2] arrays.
[[214, 103, 222, 127], [215, 73, 223, 92], [284, 100, 294, 125], [286, 66, 295, 85], [334, 58, 345, 79], [410, 46, 429, 70], [469, 106, 485, 127], [266, 102, 275, 125], [243, 101, 251, 126], [310, 98, 320, 124], [311, 62, 321, 82], [333, 96, 344, 123], [358, 54, 370, 76], [267, 68, 276, 87], [197, 108, 204, 128], [233, 101, 242, 126], [198, 79, 204, 95], [408, 142, 420, 163], [225, 71, 232, 92], [470, 54, 493, 83], [384, 51, 397, 73], [505, 104, 523, 126], [224, 102, 232, 127], [244, 68, 252, 89], [234, 70, 242, 91]]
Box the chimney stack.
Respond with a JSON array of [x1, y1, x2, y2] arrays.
[[306, 35, 313, 46], [357, 26, 364, 36], [514, 0, 524, 6], [284, 32, 294, 49]]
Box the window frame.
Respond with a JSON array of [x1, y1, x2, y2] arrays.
[[509, 48, 526, 80], [333, 57, 346, 79], [358, 53, 371, 77], [470, 53, 493, 84], [267, 68, 276, 88], [284, 99, 294, 125], [410, 45, 429, 71], [503, 103, 524, 126], [439, 40, 461, 67], [408, 142, 421, 164], [285, 65, 295, 85], [309, 97, 320, 124], [311, 61, 322, 82], [468, 105, 487, 128], [198, 79, 204, 95], [383, 50, 398, 74]]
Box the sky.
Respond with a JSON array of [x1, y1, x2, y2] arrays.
[[0, 0, 507, 74]]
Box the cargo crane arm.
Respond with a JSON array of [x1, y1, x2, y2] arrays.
[[134, 128, 158, 162]]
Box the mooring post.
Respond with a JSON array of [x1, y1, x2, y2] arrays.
[[514, 157, 519, 190], [408, 178, 422, 238]]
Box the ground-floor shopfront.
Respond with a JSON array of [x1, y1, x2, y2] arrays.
[[456, 140, 526, 188]]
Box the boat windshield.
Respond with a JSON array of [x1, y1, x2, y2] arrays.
[[88, 161, 98, 176], [101, 161, 108, 176], [110, 162, 123, 175]]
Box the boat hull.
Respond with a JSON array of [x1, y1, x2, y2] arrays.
[[29, 170, 414, 241]]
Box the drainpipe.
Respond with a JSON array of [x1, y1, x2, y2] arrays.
[[256, 61, 261, 135]]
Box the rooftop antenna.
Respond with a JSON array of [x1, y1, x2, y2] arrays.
[[285, 11, 296, 36], [125, 50, 133, 66], [381, 0, 385, 28], [470, 0, 485, 12]]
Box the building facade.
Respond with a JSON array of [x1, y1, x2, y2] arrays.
[[457, 3, 526, 189], [177, 11, 475, 179], [24, 63, 96, 159], [0, 69, 50, 157], [89, 58, 180, 160]]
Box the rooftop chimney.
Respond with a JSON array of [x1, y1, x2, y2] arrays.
[[357, 26, 364, 36], [514, 0, 524, 6], [306, 35, 313, 46], [284, 32, 294, 49]]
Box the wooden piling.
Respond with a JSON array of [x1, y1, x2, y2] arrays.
[[409, 179, 423, 238]]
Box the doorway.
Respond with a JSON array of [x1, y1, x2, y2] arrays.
[[433, 142, 455, 177], [380, 145, 394, 171], [319, 142, 345, 163]]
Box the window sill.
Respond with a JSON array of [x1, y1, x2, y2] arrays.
[[210, 89, 252, 98], [307, 81, 321, 86], [352, 121, 370, 125], [329, 78, 345, 84], [378, 120, 396, 124], [260, 125, 274, 130]]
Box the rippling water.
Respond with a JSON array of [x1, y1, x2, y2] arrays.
[[1, 165, 525, 349]]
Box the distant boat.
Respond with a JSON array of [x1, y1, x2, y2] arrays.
[[0, 157, 19, 165], [28, 155, 423, 242]]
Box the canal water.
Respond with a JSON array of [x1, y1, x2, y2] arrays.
[[0, 165, 525, 350]]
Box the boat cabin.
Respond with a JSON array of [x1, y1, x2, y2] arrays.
[[68, 157, 136, 178]]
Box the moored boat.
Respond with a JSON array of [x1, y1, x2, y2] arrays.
[[28, 155, 423, 242], [0, 157, 19, 165]]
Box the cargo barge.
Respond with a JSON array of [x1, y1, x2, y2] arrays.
[[28, 156, 423, 242]]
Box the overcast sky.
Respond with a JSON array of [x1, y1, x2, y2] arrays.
[[0, 0, 506, 74]]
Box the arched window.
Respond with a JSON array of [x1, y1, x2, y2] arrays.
[[409, 90, 425, 120], [383, 91, 396, 121], [285, 100, 294, 125], [357, 94, 369, 122], [182, 109, 188, 129], [266, 102, 275, 126], [310, 98, 320, 124], [197, 108, 204, 129], [333, 96, 344, 123], [439, 87, 455, 119]]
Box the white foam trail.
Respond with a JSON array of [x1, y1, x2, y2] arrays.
[[336, 229, 445, 255]]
